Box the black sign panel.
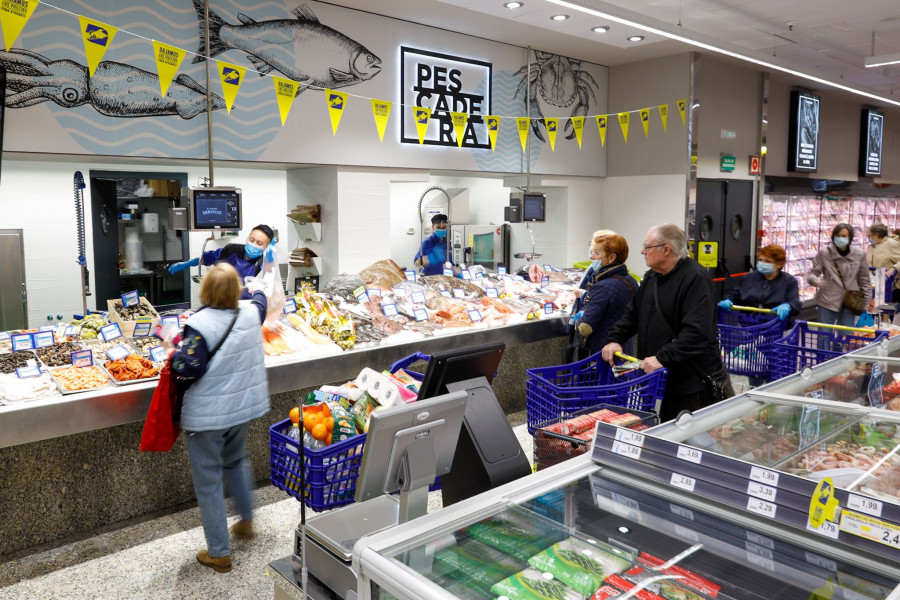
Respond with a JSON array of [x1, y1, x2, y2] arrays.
[[859, 109, 884, 178], [787, 91, 819, 173]]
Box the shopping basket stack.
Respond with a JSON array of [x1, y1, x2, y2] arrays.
[[525, 352, 666, 435], [717, 306, 785, 382], [768, 321, 890, 381]]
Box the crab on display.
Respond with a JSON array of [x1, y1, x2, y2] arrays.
[[514, 51, 600, 143]]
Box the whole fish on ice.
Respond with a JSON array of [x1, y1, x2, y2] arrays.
[[191, 1, 381, 94]]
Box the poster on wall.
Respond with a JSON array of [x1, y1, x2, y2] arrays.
[[787, 90, 819, 173], [858, 108, 884, 178]]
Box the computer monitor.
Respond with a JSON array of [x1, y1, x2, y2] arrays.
[[522, 192, 546, 222], [418, 341, 505, 399], [186, 186, 242, 231], [354, 391, 468, 521]]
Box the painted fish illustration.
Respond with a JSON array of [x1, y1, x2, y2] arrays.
[[328, 93, 343, 108], [191, 1, 381, 95], [416, 110, 428, 123], [548, 121, 557, 131], [0, 48, 225, 119], [487, 118, 498, 130], [222, 68, 241, 84], [86, 25, 109, 45]]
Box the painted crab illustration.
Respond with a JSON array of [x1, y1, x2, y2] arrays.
[[514, 51, 600, 143]]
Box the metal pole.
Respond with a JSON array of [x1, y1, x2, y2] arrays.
[[203, 0, 214, 187], [525, 47, 532, 192]]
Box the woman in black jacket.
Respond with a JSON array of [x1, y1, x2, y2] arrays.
[[719, 244, 801, 321]]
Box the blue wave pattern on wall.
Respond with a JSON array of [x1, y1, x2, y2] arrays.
[[23, 1, 289, 160], [472, 70, 541, 173]]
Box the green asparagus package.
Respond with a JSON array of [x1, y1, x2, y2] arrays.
[[490, 568, 583, 600], [434, 538, 525, 589], [528, 537, 630, 597], [466, 514, 564, 562]]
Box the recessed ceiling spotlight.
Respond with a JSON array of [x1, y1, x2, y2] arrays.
[[551, 14, 569, 21], [592, 26, 610, 33], [627, 35, 645, 42], [504, 2, 524, 8]]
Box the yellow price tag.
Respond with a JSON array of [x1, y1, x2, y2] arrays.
[[809, 477, 839, 528]]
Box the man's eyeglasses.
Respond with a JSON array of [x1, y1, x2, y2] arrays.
[[642, 243, 666, 252]]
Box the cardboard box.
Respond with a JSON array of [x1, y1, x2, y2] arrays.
[[106, 296, 160, 337]]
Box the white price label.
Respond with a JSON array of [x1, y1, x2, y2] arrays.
[[807, 518, 840, 540], [475, 271, 484, 279], [746, 497, 777, 519], [443, 267, 454, 277], [847, 494, 882, 517], [121, 290, 140, 307], [498, 266, 507, 275], [414, 308, 429, 322], [539, 287, 552, 295], [452, 288, 465, 299], [804, 552, 837, 572], [611, 492, 640, 513], [381, 303, 398, 317], [404, 270, 416, 282], [106, 345, 131, 361], [673, 524, 700, 543], [541, 276, 550, 287], [0, 331, 9, 341], [65, 325, 82, 337], [669, 504, 694, 521], [161, 316, 179, 329], [11, 333, 34, 351], [468, 309, 483, 322], [411, 291, 427, 304], [611, 441, 642, 460], [614, 428, 645, 447], [132, 322, 152, 336], [745, 531, 774, 550], [461, 270, 472, 280], [392, 286, 407, 297], [747, 481, 778, 502], [745, 550, 775, 572], [749, 466, 780, 487], [39, 325, 56, 332], [283, 298, 297, 314], [486, 287, 499, 298], [744, 542, 774, 561], [149, 346, 168, 363], [839, 510, 900, 549], [543, 302, 554, 315], [15, 365, 41, 379], [100, 323, 123, 342], [440, 290, 452, 298], [355, 291, 370, 303], [368, 288, 382, 297], [676, 446, 703, 464], [71, 349, 93, 368], [33, 331, 55, 348], [670, 472, 696, 492], [543, 264, 552, 271]]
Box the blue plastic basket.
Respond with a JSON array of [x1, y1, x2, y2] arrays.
[[269, 418, 365, 512], [525, 353, 667, 434], [717, 307, 785, 381], [769, 321, 890, 381]]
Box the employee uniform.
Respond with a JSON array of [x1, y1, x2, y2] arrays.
[[202, 244, 264, 281], [415, 232, 450, 276]]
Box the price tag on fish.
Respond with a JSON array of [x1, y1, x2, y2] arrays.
[[65, 325, 82, 337], [543, 264, 552, 271], [539, 287, 552, 295], [100, 323, 123, 342], [368, 288, 382, 297], [461, 270, 472, 280], [443, 267, 454, 276], [121, 290, 140, 307], [0, 331, 10, 341], [160, 315, 180, 330], [33, 331, 55, 348], [282, 298, 297, 314], [404, 270, 416, 282], [440, 290, 451, 298], [381, 303, 398, 317], [486, 287, 499, 298], [149, 346, 168, 364], [411, 291, 427, 304], [414, 308, 429, 322], [15, 365, 41, 379], [498, 266, 507, 275], [39, 325, 56, 332], [11, 333, 34, 352], [452, 288, 465, 299], [543, 302, 554, 315], [474, 271, 484, 278], [106, 345, 131, 361], [541, 275, 550, 287], [353, 286, 369, 304], [132, 322, 152, 336], [71, 349, 93, 368], [468, 309, 483, 322]]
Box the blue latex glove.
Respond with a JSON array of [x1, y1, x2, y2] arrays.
[[427, 249, 444, 266], [773, 303, 791, 321], [264, 242, 277, 263], [569, 310, 584, 325], [168, 257, 199, 274], [857, 312, 875, 327], [718, 299, 733, 311]]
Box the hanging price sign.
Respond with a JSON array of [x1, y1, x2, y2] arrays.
[[100, 323, 123, 342], [105, 344, 131, 361], [121, 290, 140, 307]]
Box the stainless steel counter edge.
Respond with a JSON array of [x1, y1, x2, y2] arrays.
[[0, 316, 566, 449]]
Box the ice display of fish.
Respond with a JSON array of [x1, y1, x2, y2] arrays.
[[191, 1, 381, 94]]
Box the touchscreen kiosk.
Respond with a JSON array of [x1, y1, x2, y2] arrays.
[[185, 186, 242, 232]]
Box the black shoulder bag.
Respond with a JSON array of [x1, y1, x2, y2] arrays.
[[174, 308, 241, 422]]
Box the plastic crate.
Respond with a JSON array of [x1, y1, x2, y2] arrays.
[[525, 353, 666, 434], [269, 418, 365, 512], [769, 321, 890, 381], [717, 307, 785, 381], [533, 404, 658, 471]]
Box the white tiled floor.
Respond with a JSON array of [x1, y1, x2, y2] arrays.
[[0, 421, 536, 600]]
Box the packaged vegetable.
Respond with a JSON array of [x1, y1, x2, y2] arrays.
[[327, 403, 357, 444], [350, 392, 381, 433], [434, 538, 525, 590], [528, 537, 629, 596], [491, 568, 582, 600], [465, 517, 563, 562]]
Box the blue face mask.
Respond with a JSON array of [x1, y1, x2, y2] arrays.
[[244, 243, 263, 259], [833, 236, 850, 249], [756, 261, 774, 275], [591, 260, 604, 271], [434, 228, 447, 239], [869, 237, 877, 245]]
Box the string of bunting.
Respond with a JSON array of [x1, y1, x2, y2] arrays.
[[1, 1, 687, 151]]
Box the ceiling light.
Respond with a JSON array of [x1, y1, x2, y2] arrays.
[[627, 35, 644, 42], [544, 0, 900, 108], [551, 14, 569, 21], [592, 26, 610, 33], [504, 2, 524, 8], [865, 52, 900, 68]]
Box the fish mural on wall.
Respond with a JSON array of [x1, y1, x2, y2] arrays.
[[190, 1, 381, 96]]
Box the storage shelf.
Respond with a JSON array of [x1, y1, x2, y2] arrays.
[[291, 221, 322, 242], [288, 257, 322, 274]]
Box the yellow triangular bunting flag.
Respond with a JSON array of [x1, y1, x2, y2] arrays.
[[1, 0, 38, 51], [618, 112, 630, 143], [324, 89, 348, 135], [216, 61, 246, 114], [371, 99, 391, 142], [413, 106, 431, 145], [485, 115, 500, 152], [596, 115, 607, 146], [640, 109, 650, 137], [273, 77, 299, 125], [152, 40, 186, 98], [658, 104, 669, 132], [544, 118, 558, 151], [678, 99, 687, 125], [516, 118, 530, 152], [570, 116, 584, 149], [79, 16, 117, 77], [450, 111, 468, 148]]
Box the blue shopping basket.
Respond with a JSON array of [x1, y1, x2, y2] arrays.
[[525, 352, 666, 434], [717, 306, 785, 381], [769, 321, 890, 381]]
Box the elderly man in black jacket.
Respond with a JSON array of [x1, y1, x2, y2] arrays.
[[602, 223, 733, 422]]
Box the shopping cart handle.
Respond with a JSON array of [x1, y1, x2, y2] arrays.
[[388, 351, 431, 374], [614, 351, 639, 362], [731, 305, 774, 313], [806, 321, 885, 334]]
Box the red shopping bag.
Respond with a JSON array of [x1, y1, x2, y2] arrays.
[[139, 361, 181, 452]]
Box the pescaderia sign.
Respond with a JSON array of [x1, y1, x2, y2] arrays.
[[400, 46, 492, 149]]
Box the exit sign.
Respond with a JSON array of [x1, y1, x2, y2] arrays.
[[720, 154, 736, 172]]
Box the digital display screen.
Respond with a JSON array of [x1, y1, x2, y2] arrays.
[[522, 193, 546, 222], [787, 90, 819, 173], [192, 189, 240, 230], [859, 109, 884, 178]]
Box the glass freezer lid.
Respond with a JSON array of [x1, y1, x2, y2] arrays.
[[381, 477, 898, 600]]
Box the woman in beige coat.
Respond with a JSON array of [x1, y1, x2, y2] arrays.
[[867, 223, 900, 291], [807, 223, 870, 327]]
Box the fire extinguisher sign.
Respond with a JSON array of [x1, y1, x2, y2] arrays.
[[749, 155, 761, 175]]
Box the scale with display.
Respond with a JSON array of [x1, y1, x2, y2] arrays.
[[511, 192, 545, 262]]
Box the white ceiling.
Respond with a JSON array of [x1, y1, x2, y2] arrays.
[[325, 0, 900, 107]]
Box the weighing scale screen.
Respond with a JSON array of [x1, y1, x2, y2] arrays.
[[190, 188, 241, 231], [523, 193, 546, 222]]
